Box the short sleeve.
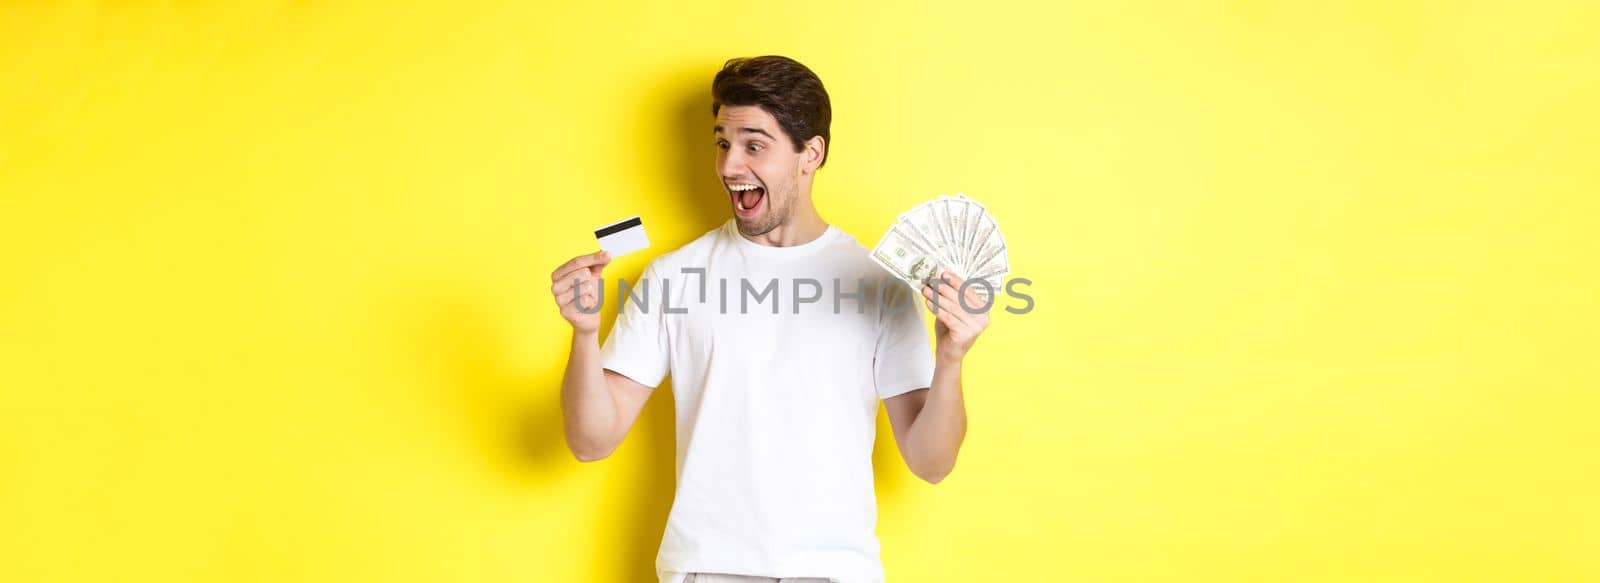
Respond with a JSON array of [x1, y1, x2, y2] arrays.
[[599, 263, 670, 388], [872, 281, 935, 400]]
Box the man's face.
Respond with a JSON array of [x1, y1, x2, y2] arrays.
[[714, 105, 802, 237]]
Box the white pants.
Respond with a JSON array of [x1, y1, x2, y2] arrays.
[[660, 571, 838, 583]]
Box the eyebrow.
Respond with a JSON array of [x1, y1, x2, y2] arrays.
[[713, 125, 776, 140]]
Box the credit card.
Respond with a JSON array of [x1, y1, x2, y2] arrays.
[[594, 216, 649, 257]]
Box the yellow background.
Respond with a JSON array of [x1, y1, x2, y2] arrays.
[[3, 1, 1597, 581]]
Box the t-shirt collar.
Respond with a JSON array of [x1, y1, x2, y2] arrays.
[[724, 219, 840, 259]]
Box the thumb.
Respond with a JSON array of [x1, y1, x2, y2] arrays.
[[589, 250, 612, 275]]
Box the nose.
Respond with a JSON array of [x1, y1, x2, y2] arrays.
[[718, 148, 745, 182]]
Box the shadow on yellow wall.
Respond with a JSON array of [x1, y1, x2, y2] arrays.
[[418, 74, 783, 579]]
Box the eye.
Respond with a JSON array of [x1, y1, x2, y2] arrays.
[[716, 139, 730, 150], [747, 142, 764, 153]]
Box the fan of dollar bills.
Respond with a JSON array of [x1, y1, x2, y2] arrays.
[[870, 192, 1009, 302]]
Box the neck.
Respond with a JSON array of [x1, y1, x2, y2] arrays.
[[742, 194, 828, 247]]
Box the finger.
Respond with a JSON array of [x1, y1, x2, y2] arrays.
[[552, 251, 609, 282], [929, 272, 966, 302], [925, 298, 968, 333], [925, 286, 972, 326], [946, 275, 996, 317], [940, 311, 968, 335], [573, 292, 598, 311], [935, 284, 977, 324], [941, 308, 975, 340], [551, 276, 596, 298], [921, 285, 944, 315], [554, 280, 598, 307], [934, 302, 960, 329], [552, 250, 611, 282], [556, 283, 591, 306], [963, 286, 989, 313], [924, 295, 956, 320], [938, 271, 987, 310], [552, 278, 575, 298], [939, 271, 971, 301]]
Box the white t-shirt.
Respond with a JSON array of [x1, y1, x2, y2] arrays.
[[599, 219, 935, 583]]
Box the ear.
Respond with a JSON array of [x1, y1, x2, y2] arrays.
[[799, 135, 826, 175]]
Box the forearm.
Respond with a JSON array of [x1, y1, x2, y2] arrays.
[[903, 356, 968, 482], [560, 330, 617, 460]]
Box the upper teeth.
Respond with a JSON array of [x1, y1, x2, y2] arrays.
[[730, 184, 759, 191]]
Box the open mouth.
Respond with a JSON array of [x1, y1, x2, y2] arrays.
[[728, 183, 766, 218]]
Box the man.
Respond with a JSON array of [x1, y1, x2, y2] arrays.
[[549, 55, 989, 583]]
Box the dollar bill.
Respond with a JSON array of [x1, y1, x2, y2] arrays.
[[873, 193, 1009, 308], [871, 223, 957, 291], [898, 203, 951, 265]]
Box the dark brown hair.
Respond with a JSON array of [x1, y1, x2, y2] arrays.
[[711, 55, 833, 167]]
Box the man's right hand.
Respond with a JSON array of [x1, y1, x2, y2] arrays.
[[550, 250, 611, 334]]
